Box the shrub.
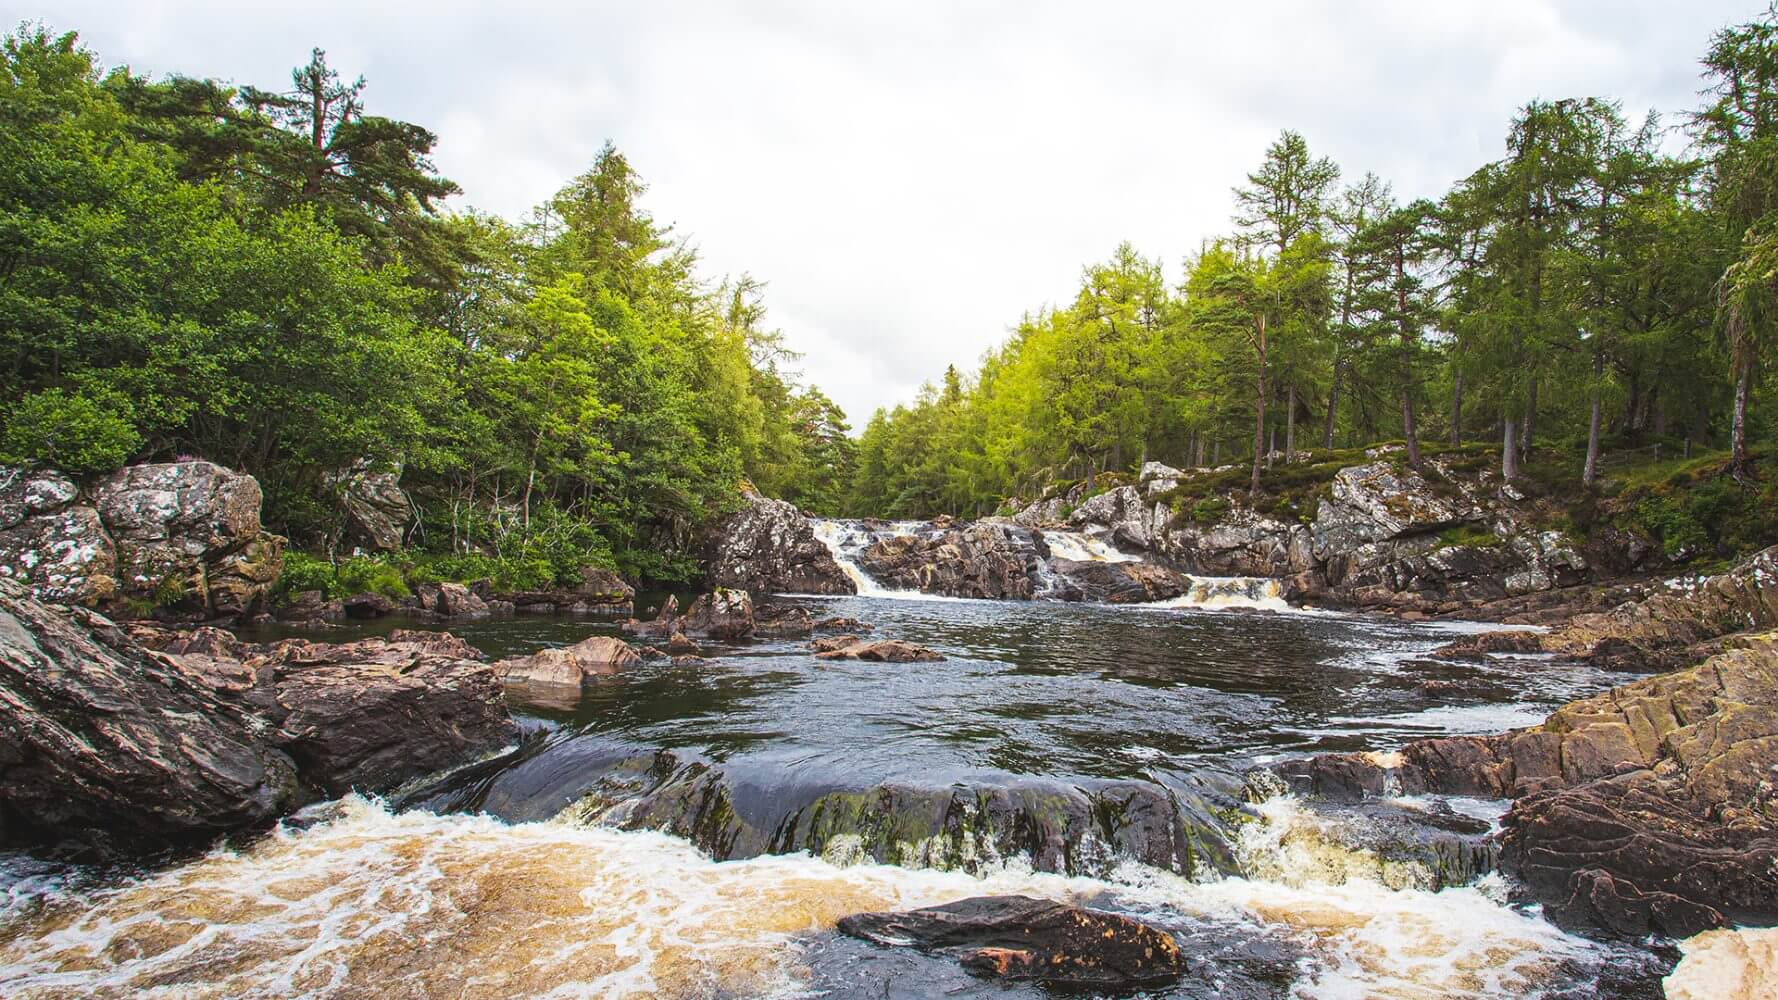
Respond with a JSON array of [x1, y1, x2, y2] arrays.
[[336, 556, 410, 599], [276, 552, 338, 598], [1634, 496, 1708, 559], [0, 387, 141, 473]]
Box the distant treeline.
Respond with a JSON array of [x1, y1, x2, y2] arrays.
[[849, 5, 1778, 517]]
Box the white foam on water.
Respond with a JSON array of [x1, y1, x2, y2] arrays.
[[0, 795, 1616, 1000], [1144, 575, 1291, 611], [1040, 530, 1139, 564]]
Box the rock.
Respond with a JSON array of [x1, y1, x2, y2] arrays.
[[93, 461, 283, 615], [415, 581, 489, 618], [809, 634, 862, 653], [754, 605, 815, 637], [858, 521, 1045, 599], [1431, 629, 1545, 660], [1541, 545, 1778, 671], [276, 589, 344, 622], [342, 591, 399, 619], [266, 634, 518, 796], [676, 589, 755, 640], [671, 655, 710, 667], [494, 636, 641, 687], [325, 461, 412, 552], [0, 578, 297, 845], [1283, 633, 1778, 937], [1665, 927, 1778, 1000], [814, 616, 872, 633], [571, 566, 634, 612], [814, 639, 944, 662], [622, 595, 680, 638], [1068, 486, 1162, 551], [1049, 558, 1187, 604], [706, 490, 855, 596], [665, 631, 701, 655], [0, 462, 284, 617], [836, 895, 1186, 988]]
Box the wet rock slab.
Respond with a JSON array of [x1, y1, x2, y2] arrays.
[[837, 895, 1187, 989]]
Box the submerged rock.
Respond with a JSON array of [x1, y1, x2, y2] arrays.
[[677, 589, 756, 640], [837, 895, 1187, 989], [707, 490, 856, 596], [754, 604, 816, 637]]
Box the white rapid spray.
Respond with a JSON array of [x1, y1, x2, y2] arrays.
[[1040, 529, 1139, 564], [1151, 575, 1290, 611], [0, 793, 1621, 1000], [808, 519, 932, 599]]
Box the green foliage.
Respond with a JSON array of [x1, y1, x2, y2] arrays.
[[276, 552, 339, 598], [1436, 524, 1505, 549], [0, 387, 141, 472], [335, 556, 410, 599]]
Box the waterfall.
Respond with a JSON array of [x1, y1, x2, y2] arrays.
[[809, 519, 924, 598], [1150, 575, 1289, 611], [1040, 529, 1139, 564]]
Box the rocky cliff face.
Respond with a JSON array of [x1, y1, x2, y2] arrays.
[[0, 462, 284, 618], [0, 578, 518, 849], [1042, 450, 1600, 613], [857, 520, 1049, 599], [706, 491, 856, 596]]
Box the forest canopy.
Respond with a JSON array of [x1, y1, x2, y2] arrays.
[[0, 26, 854, 582]]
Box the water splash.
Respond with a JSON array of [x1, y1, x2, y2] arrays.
[[0, 794, 1631, 1000], [1040, 529, 1139, 564], [1148, 575, 1290, 611]]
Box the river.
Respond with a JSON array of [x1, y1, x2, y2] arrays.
[[0, 587, 1677, 998]]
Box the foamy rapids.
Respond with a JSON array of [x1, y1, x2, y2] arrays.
[[0, 792, 1611, 999]]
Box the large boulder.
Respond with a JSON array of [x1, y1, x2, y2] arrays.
[[0, 462, 285, 618], [0, 586, 520, 851], [325, 461, 412, 552], [0, 578, 297, 844], [677, 589, 756, 640], [813, 638, 944, 662], [707, 491, 856, 596], [0, 467, 116, 605], [1049, 557, 1187, 604], [253, 632, 519, 797], [837, 895, 1187, 988], [857, 520, 1045, 599]]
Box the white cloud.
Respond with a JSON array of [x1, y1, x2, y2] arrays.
[[6, 0, 1756, 425]]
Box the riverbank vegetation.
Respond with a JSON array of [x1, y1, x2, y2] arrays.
[[0, 27, 855, 583], [848, 5, 1778, 530]]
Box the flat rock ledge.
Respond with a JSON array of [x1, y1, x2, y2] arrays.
[[0, 578, 517, 850], [837, 895, 1187, 989]]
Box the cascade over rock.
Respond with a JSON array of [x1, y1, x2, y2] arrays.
[[0, 461, 284, 618], [1278, 625, 1778, 937], [707, 489, 855, 596], [856, 519, 1048, 599]]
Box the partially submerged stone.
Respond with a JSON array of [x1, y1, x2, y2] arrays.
[[814, 639, 944, 662], [494, 636, 641, 687], [837, 895, 1186, 989]]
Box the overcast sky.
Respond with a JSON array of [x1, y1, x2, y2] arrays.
[[9, 1, 1763, 425]]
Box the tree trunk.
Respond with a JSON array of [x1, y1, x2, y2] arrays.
[[1323, 356, 1342, 450], [1583, 350, 1604, 488], [1395, 245, 1421, 470], [1285, 385, 1297, 461], [1521, 379, 1537, 462], [1732, 364, 1752, 481], [1250, 313, 1268, 496], [1450, 371, 1464, 447], [1502, 415, 1520, 482]]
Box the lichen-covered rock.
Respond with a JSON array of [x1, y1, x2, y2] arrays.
[[0, 578, 298, 845], [677, 589, 756, 640], [837, 895, 1187, 988], [0, 462, 284, 617], [707, 491, 855, 596], [325, 461, 412, 552], [415, 581, 490, 617]]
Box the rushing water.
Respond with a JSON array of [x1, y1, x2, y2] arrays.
[[0, 594, 1674, 998]]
